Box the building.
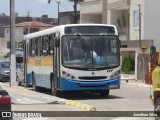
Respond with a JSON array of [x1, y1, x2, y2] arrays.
[[80, 0, 160, 80], [3, 21, 54, 49], [59, 11, 80, 25]]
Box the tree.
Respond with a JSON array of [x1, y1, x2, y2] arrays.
[[48, 0, 84, 24], [68, 0, 84, 23]]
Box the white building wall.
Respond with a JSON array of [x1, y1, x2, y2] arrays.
[[80, 0, 101, 14], [81, 14, 102, 23], [144, 0, 160, 51], [4, 26, 53, 49], [0, 38, 5, 49], [130, 0, 145, 41], [5, 27, 24, 47]]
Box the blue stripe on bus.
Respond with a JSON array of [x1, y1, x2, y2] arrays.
[[26, 73, 120, 91], [60, 77, 120, 91], [26, 73, 51, 88], [26, 74, 32, 85]]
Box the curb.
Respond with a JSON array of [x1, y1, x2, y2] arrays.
[[121, 81, 152, 88], [65, 100, 96, 111]]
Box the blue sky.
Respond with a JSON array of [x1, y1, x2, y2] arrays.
[[0, 0, 78, 18]]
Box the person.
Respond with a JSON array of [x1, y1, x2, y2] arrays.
[[91, 51, 106, 65], [71, 41, 84, 60]]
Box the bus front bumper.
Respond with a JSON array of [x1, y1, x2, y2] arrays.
[[60, 77, 120, 91]]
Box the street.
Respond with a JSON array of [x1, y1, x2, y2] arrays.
[[0, 81, 155, 120]]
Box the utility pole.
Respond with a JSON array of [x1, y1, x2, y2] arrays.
[[10, 0, 17, 86], [27, 10, 30, 17], [55, 0, 61, 25], [138, 4, 141, 47]]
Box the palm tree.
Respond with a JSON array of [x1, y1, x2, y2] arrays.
[[48, 0, 84, 24], [68, 0, 84, 23]]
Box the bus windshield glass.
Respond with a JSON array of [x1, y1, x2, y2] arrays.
[[65, 26, 115, 35], [62, 35, 120, 69]]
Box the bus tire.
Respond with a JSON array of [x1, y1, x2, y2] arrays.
[[99, 90, 109, 97], [32, 73, 38, 91], [155, 97, 160, 120], [50, 74, 62, 97]]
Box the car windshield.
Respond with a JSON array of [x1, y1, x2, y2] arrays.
[[1, 62, 10, 68], [62, 35, 120, 69]]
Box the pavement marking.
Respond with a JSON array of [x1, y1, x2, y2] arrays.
[[65, 100, 96, 111]]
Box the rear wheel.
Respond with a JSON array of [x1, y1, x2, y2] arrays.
[[32, 73, 38, 91], [99, 90, 109, 96]]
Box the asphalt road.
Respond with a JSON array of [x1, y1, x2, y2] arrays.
[[0, 81, 155, 120]]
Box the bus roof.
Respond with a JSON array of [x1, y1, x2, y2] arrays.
[[24, 24, 118, 41]]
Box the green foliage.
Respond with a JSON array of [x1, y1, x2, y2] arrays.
[[18, 41, 25, 49], [121, 56, 135, 73]]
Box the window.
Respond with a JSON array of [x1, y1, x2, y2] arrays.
[[30, 38, 36, 57], [133, 10, 139, 26], [23, 28, 28, 35], [37, 37, 42, 56], [6, 29, 9, 34], [7, 41, 10, 49], [42, 36, 49, 56], [49, 35, 54, 56]]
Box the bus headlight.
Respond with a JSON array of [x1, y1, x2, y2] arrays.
[[110, 70, 120, 79]]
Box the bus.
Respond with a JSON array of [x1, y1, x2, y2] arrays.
[[23, 24, 121, 96]]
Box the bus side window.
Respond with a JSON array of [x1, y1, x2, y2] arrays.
[[30, 38, 36, 57], [42, 36, 48, 56], [49, 35, 54, 56], [37, 37, 42, 57], [29, 39, 31, 57]]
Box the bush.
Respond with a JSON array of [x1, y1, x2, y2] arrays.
[[121, 56, 135, 73]]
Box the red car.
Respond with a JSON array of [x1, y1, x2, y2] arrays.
[[0, 87, 11, 118]]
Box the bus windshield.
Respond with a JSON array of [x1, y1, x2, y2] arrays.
[[62, 35, 120, 69]]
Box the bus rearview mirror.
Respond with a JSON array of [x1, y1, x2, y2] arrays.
[[55, 38, 60, 47]]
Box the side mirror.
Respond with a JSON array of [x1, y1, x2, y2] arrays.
[[150, 46, 157, 60], [55, 38, 60, 47]]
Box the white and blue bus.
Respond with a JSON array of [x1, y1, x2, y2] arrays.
[[23, 24, 121, 96]]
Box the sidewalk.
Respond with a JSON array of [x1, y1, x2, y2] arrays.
[[0, 82, 96, 111], [121, 74, 152, 88], [0, 82, 64, 104]]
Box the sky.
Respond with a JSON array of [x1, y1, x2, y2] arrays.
[[0, 0, 79, 18]]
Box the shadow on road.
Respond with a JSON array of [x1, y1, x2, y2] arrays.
[[60, 91, 124, 100], [28, 86, 124, 100]]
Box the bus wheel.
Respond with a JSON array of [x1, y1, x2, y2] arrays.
[[51, 83, 61, 97], [32, 73, 38, 91], [155, 97, 160, 120], [99, 90, 109, 97]]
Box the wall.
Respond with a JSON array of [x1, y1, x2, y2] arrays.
[[0, 38, 5, 49], [130, 0, 144, 41], [144, 0, 160, 51], [81, 14, 102, 23]]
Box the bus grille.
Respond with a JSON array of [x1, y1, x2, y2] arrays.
[[79, 84, 107, 88], [78, 76, 107, 80]]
